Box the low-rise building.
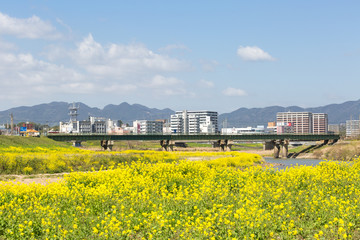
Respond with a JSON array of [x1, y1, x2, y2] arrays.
[[133, 120, 164, 134], [0, 125, 4, 135], [221, 126, 265, 135], [267, 122, 277, 133], [346, 120, 360, 138], [92, 120, 106, 134], [276, 122, 294, 134], [60, 116, 107, 134], [79, 120, 92, 134], [59, 121, 77, 133]]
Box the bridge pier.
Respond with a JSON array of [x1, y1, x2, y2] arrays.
[[273, 140, 289, 158], [274, 141, 281, 158], [160, 140, 174, 151], [101, 140, 114, 151], [219, 140, 233, 152], [72, 140, 82, 147], [226, 140, 233, 151], [47, 134, 340, 153], [264, 141, 275, 150], [212, 141, 220, 148], [282, 140, 289, 158]]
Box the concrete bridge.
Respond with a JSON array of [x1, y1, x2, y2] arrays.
[[47, 134, 340, 158]]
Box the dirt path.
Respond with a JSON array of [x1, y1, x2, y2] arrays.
[[0, 174, 64, 185]]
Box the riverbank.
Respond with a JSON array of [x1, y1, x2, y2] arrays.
[[234, 140, 360, 161], [1, 136, 358, 161]]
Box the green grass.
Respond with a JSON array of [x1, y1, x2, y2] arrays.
[[81, 140, 162, 150], [288, 145, 309, 153], [0, 136, 71, 148], [231, 143, 263, 151]]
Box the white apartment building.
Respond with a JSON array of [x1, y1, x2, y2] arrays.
[[170, 110, 218, 134], [346, 120, 360, 138], [133, 120, 163, 134], [60, 116, 108, 134], [59, 121, 78, 134]]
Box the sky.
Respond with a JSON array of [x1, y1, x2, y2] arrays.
[[0, 1, 360, 113]]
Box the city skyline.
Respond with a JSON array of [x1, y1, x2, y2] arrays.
[[0, 1, 359, 113]]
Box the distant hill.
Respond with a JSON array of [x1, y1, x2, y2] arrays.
[[218, 99, 360, 127], [0, 102, 174, 126], [1, 99, 360, 127]]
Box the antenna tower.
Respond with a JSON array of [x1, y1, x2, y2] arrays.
[[69, 102, 79, 123]]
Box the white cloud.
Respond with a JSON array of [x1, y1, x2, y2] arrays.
[[222, 87, 247, 96], [148, 75, 183, 87], [138, 75, 190, 96], [41, 45, 69, 61], [72, 34, 189, 79], [199, 79, 214, 88], [0, 30, 194, 108], [0, 12, 61, 39], [103, 84, 137, 93], [0, 39, 16, 51], [163, 88, 188, 96], [158, 44, 190, 53], [237, 46, 275, 61], [0, 51, 85, 94], [0, 9, 195, 109]]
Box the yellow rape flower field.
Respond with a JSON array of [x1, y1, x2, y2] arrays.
[[0, 146, 360, 239]]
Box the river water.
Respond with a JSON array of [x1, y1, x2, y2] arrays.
[[265, 157, 329, 171]]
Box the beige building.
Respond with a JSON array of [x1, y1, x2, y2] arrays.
[[276, 112, 328, 134], [313, 113, 328, 134], [276, 112, 313, 134]]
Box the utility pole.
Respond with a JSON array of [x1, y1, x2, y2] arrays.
[[10, 113, 14, 135]]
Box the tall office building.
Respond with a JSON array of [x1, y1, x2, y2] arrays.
[[170, 110, 218, 134]]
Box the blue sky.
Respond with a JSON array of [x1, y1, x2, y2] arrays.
[[0, 1, 359, 113]]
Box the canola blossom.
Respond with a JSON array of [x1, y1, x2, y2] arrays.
[[0, 149, 359, 239], [0, 147, 262, 174]]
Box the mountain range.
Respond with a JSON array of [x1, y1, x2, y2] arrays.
[[1, 100, 360, 127], [219, 99, 360, 127]]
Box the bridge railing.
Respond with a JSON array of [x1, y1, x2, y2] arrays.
[[47, 133, 340, 142]]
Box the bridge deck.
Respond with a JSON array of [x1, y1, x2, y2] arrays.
[[47, 134, 340, 142]]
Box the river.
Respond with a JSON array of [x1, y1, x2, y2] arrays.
[[265, 157, 330, 170]]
